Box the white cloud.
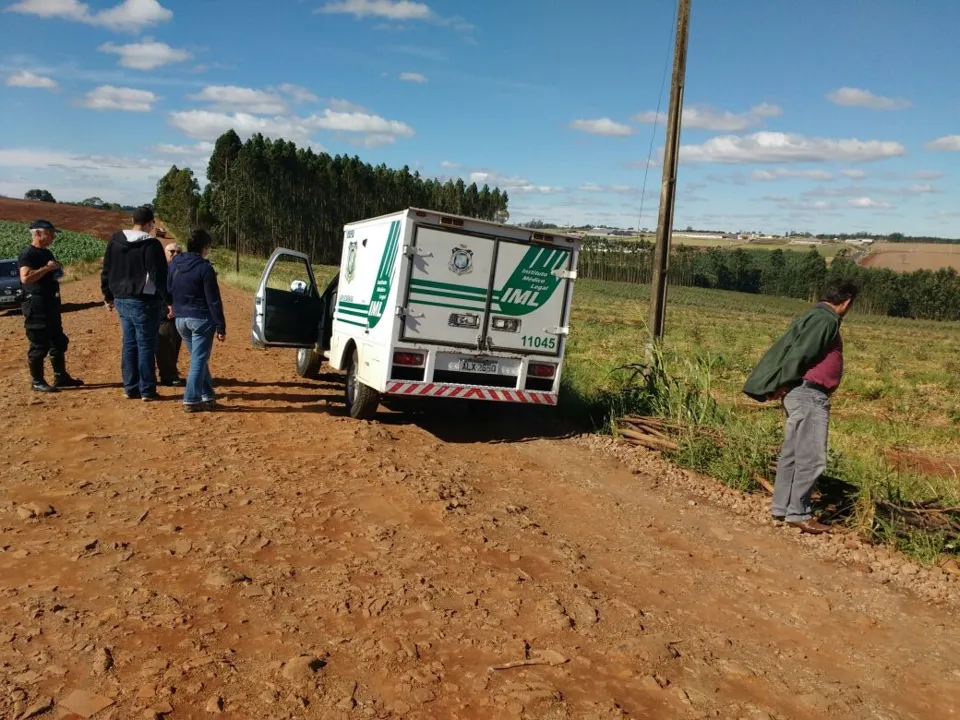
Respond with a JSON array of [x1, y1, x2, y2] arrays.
[[633, 103, 781, 132], [399, 72, 428, 83], [750, 168, 834, 181], [440, 160, 461, 169], [317, 0, 473, 31], [189, 85, 288, 115], [80, 85, 158, 112], [826, 87, 911, 110], [569, 118, 634, 137], [577, 183, 641, 195], [319, 0, 431, 20], [6, 0, 173, 32], [274, 83, 318, 103], [761, 193, 894, 213], [846, 197, 892, 209], [0, 146, 186, 206], [841, 168, 866, 179], [313, 108, 415, 138], [905, 183, 938, 195], [926, 135, 960, 152], [98, 40, 190, 70], [152, 141, 215, 157], [680, 132, 906, 164], [327, 98, 368, 113], [170, 110, 316, 143], [468, 170, 566, 195], [5, 69, 58, 89], [912, 169, 945, 180], [168, 108, 415, 146]]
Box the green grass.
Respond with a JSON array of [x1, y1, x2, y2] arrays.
[[0, 220, 105, 264], [211, 248, 960, 562], [566, 278, 960, 561]]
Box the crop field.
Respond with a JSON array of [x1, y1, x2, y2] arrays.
[[0, 219, 106, 267], [862, 242, 960, 272]]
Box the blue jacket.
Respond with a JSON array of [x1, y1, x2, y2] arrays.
[[168, 252, 226, 334]]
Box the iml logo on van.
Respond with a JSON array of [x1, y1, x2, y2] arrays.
[[499, 287, 542, 307], [496, 247, 568, 317]]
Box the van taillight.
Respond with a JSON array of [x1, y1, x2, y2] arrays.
[[528, 362, 556, 378], [393, 352, 424, 366]]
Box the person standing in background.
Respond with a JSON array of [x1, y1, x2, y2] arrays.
[[17, 219, 84, 392], [169, 228, 226, 413], [743, 280, 859, 535], [101, 206, 170, 401], [157, 242, 184, 387]]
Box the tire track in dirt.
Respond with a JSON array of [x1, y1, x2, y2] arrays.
[[1, 275, 959, 719]]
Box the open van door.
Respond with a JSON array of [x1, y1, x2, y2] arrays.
[[251, 248, 322, 347]]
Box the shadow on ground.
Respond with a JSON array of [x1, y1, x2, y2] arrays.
[[379, 397, 584, 444], [815, 474, 861, 523], [61, 301, 104, 314]]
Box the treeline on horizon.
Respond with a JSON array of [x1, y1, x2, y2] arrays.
[[579, 238, 960, 322], [152, 130, 510, 265], [522, 219, 959, 244]]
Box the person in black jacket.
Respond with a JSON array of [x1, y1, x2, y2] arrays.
[[18, 220, 84, 392], [169, 228, 226, 413], [101, 206, 171, 401]]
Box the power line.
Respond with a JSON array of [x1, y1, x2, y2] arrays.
[[637, 0, 679, 232]]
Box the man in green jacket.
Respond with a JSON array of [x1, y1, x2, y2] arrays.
[[743, 280, 858, 534]]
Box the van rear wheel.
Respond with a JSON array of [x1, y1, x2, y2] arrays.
[[345, 347, 380, 420], [295, 347, 322, 379]]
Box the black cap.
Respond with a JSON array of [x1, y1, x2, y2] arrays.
[[28, 219, 59, 233]]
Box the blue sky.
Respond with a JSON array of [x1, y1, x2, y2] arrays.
[[1, 0, 958, 236]]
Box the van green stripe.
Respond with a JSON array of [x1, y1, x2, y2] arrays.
[[410, 287, 492, 303], [337, 307, 368, 318], [339, 301, 369, 310], [410, 278, 494, 296], [336, 316, 367, 328]]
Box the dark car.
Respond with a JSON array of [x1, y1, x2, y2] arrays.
[[0, 259, 24, 311]]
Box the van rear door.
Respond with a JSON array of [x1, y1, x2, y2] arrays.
[[400, 225, 496, 348], [486, 241, 573, 356]]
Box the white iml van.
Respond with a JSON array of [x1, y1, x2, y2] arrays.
[[251, 208, 580, 419]]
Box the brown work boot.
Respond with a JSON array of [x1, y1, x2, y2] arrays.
[[787, 518, 833, 535]]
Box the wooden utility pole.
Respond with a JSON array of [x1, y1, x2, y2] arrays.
[[648, 0, 691, 341]]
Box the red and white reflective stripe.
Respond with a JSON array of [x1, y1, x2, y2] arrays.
[[385, 382, 556, 405]]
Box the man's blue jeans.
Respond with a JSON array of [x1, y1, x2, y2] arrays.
[[114, 297, 162, 396], [176, 317, 216, 405]]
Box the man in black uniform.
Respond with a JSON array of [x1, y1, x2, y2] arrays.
[[18, 219, 84, 393]]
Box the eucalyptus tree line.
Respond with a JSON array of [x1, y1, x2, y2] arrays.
[[154, 130, 510, 266]]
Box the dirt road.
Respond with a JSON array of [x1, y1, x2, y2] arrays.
[[2, 276, 959, 720]]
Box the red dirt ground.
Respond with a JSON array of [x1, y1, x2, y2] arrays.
[[1, 274, 960, 719]]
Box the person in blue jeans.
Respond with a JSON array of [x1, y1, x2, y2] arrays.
[[101, 206, 171, 401], [168, 228, 226, 413]]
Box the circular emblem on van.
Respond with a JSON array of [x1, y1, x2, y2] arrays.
[[449, 246, 473, 275]]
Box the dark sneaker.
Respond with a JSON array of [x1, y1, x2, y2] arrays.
[[32, 380, 60, 394], [141, 393, 161, 402], [160, 378, 185, 387], [125, 391, 142, 400], [183, 403, 209, 413], [53, 374, 84, 388]]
